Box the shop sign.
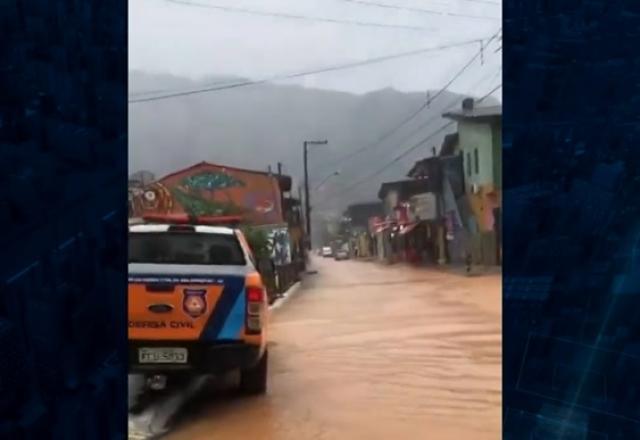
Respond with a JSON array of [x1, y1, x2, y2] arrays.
[[409, 193, 437, 221]]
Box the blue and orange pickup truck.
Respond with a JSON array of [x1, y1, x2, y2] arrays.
[[128, 214, 269, 394]]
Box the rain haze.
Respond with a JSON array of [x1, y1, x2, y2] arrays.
[[128, 2, 503, 439], [129, 0, 502, 95], [128, 0, 503, 209]]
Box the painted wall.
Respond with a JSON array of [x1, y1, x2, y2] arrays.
[[492, 121, 502, 190], [458, 119, 502, 229], [457, 118, 501, 265], [267, 226, 292, 266], [130, 162, 284, 225]]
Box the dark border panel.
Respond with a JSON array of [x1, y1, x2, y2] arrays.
[[503, 1, 640, 438], [0, 0, 128, 437]]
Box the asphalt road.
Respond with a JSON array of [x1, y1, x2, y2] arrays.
[[130, 257, 501, 440]]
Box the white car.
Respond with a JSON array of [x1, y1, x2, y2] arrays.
[[322, 246, 333, 257], [334, 249, 349, 260]]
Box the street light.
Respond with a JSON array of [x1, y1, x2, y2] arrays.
[[303, 140, 328, 250], [314, 171, 340, 191]]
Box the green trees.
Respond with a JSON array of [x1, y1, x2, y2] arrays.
[[241, 226, 272, 261]]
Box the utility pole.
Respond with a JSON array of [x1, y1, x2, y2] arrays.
[[277, 162, 282, 175], [304, 143, 310, 250], [297, 183, 303, 234], [303, 140, 328, 250]]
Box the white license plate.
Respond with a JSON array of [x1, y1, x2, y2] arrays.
[[138, 347, 188, 364]]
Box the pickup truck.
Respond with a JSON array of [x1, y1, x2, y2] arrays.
[[128, 214, 269, 395]]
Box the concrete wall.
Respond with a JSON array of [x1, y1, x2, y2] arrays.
[[459, 121, 495, 190], [458, 118, 501, 266]]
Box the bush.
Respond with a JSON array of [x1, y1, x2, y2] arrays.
[[241, 226, 272, 261]]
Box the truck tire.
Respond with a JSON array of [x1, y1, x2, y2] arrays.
[[239, 350, 268, 395]]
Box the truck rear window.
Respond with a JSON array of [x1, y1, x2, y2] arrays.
[[129, 232, 246, 265]]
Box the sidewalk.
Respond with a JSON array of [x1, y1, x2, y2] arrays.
[[436, 263, 502, 278], [269, 280, 303, 312], [354, 257, 501, 278]]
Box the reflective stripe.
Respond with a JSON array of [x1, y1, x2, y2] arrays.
[[216, 290, 246, 339]]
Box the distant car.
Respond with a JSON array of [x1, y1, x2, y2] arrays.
[[334, 249, 349, 260], [322, 246, 333, 257]]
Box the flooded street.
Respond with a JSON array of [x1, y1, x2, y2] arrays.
[[149, 257, 501, 439]]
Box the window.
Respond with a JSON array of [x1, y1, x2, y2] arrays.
[[129, 232, 246, 265], [466, 152, 472, 176], [474, 148, 479, 174]]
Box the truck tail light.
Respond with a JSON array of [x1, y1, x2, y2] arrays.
[[246, 286, 265, 333]]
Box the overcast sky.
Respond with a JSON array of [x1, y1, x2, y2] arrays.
[[129, 0, 502, 98]]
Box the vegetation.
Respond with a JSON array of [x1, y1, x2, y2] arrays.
[[241, 226, 272, 261]]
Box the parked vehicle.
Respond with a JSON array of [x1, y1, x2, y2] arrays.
[[128, 214, 269, 395], [321, 246, 333, 257], [334, 249, 349, 260]]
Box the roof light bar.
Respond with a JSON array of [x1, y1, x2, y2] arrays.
[[141, 213, 243, 227]]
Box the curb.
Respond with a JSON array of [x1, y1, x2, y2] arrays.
[[269, 281, 303, 312]]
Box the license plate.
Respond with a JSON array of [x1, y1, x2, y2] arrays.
[[138, 347, 188, 364]]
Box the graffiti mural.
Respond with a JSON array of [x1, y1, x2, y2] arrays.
[[267, 226, 292, 266], [129, 162, 284, 225], [129, 181, 174, 217]]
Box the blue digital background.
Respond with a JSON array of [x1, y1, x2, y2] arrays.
[[1, 0, 639, 438], [503, 1, 640, 439], [0, 0, 128, 438]]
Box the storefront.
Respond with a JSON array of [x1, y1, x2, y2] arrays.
[[398, 222, 422, 263], [369, 218, 394, 263], [405, 192, 447, 265]]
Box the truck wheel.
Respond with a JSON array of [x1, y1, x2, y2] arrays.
[[239, 350, 268, 395]]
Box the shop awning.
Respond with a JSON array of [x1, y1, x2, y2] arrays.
[[372, 220, 395, 234], [399, 222, 419, 235], [375, 224, 390, 233]]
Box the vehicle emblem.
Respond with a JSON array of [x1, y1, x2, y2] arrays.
[[147, 303, 174, 314], [183, 289, 207, 318]]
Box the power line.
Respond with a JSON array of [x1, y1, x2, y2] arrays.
[[481, 83, 502, 98], [164, 0, 432, 31], [343, 0, 500, 21], [317, 28, 501, 170], [128, 36, 493, 103], [454, 0, 501, 5], [129, 89, 172, 98], [320, 122, 455, 202], [316, 83, 501, 204], [416, 0, 501, 5], [129, 78, 236, 97], [318, 49, 481, 171]]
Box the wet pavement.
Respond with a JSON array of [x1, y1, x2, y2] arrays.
[[131, 257, 501, 440]]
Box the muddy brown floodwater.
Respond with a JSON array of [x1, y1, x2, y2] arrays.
[[166, 258, 501, 440]]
